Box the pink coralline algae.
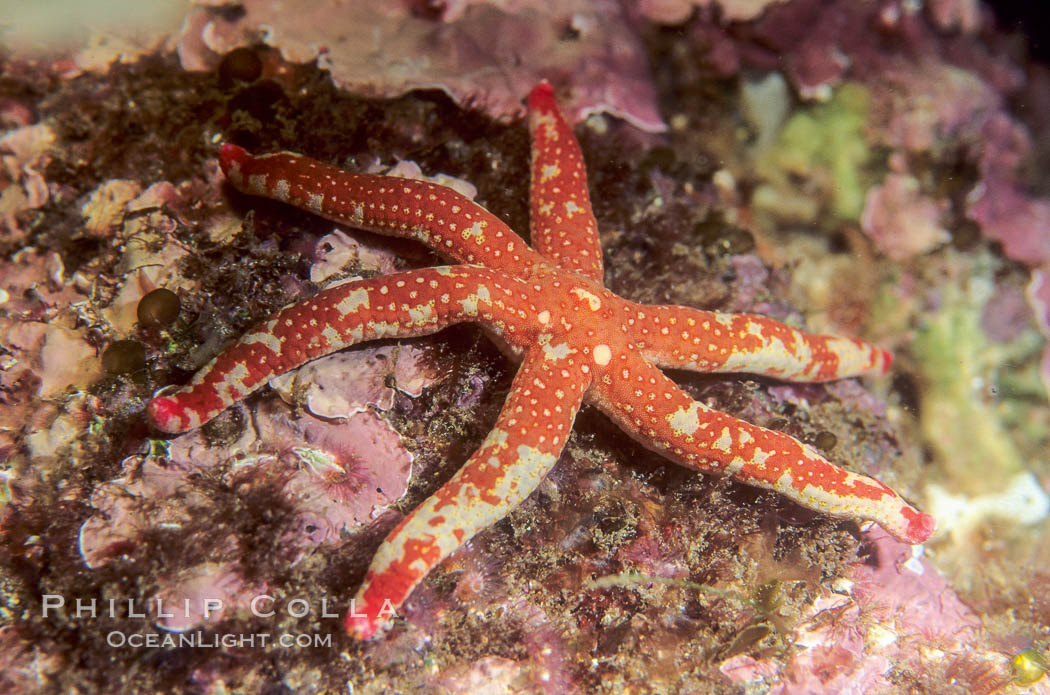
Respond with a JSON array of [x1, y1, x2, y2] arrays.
[[275, 226, 445, 421], [3, 322, 97, 401], [966, 115, 1050, 402], [80, 179, 143, 238], [270, 344, 438, 420], [981, 283, 1032, 344], [0, 625, 63, 694], [637, 0, 787, 24], [151, 561, 265, 633], [869, 63, 1001, 155], [81, 458, 268, 632], [92, 177, 198, 334], [80, 399, 413, 571], [0, 249, 98, 459], [259, 409, 413, 548], [680, 0, 1015, 99], [0, 210, 102, 473], [78, 457, 206, 569], [173, 399, 413, 546], [0, 123, 54, 238], [969, 179, 1050, 269], [431, 656, 523, 693], [683, 0, 878, 93], [721, 533, 1012, 694], [926, 0, 982, 33], [177, 0, 665, 132], [0, 248, 85, 321], [861, 172, 949, 261], [309, 230, 401, 284]]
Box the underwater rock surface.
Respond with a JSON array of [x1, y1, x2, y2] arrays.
[[0, 0, 1049, 693]]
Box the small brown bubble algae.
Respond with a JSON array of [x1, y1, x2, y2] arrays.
[[219, 46, 263, 85], [1012, 648, 1048, 686], [137, 288, 180, 328], [102, 340, 146, 375], [813, 430, 838, 452]]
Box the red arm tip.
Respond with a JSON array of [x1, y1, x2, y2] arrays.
[[146, 396, 182, 434], [899, 507, 936, 544], [344, 609, 383, 641], [218, 143, 250, 176], [881, 348, 894, 373], [527, 81, 556, 111]]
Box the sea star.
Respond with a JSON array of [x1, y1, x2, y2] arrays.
[[148, 82, 934, 640]]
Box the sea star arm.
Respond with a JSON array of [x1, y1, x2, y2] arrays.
[[589, 355, 934, 543], [147, 266, 536, 433], [346, 349, 589, 639], [526, 82, 604, 283], [218, 144, 549, 274], [634, 305, 891, 381]]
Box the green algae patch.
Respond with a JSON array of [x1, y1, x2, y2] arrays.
[[753, 82, 873, 224], [911, 282, 1025, 494], [905, 256, 1049, 535]]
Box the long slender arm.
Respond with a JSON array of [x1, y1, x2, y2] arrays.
[[633, 304, 891, 381], [346, 349, 589, 639], [147, 266, 536, 433], [219, 144, 549, 274], [589, 355, 933, 544], [526, 82, 604, 283]]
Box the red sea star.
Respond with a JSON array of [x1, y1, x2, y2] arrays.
[[147, 82, 935, 640]]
